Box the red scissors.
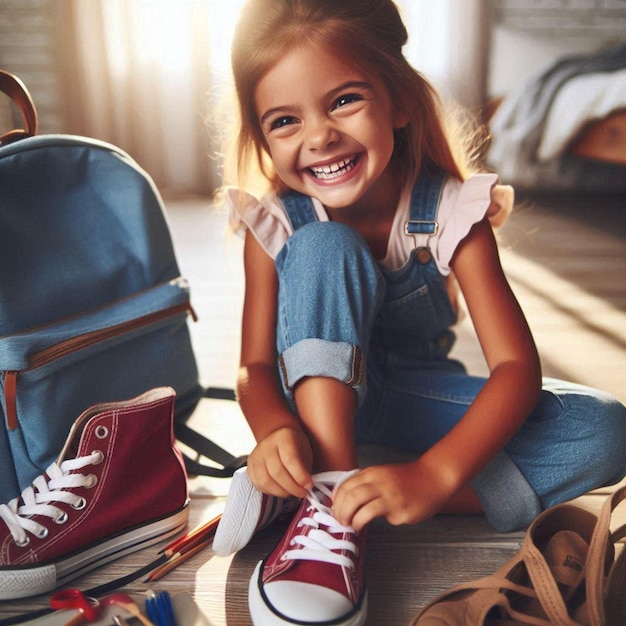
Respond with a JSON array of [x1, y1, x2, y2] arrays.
[[50, 589, 152, 626], [50, 589, 100, 624]]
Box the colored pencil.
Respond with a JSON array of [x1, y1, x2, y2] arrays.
[[146, 535, 215, 581]]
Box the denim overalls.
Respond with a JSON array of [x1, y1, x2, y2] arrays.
[[271, 170, 626, 531]]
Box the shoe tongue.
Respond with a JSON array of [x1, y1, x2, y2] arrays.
[[312, 470, 358, 502], [315, 490, 332, 509], [542, 530, 587, 589], [57, 406, 104, 463]]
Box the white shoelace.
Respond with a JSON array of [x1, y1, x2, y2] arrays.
[[282, 477, 358, 569], [0, 451, 103, 547]]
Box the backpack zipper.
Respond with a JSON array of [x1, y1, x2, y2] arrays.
[[3, 302, 196, 431]]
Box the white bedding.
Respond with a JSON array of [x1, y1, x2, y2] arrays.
[[537, 69, 626, 161]]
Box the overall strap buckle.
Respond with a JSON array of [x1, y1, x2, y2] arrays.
[[404, 220, 438, 236], [404, 168, 446, 249]]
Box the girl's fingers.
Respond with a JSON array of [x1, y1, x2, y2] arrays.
[[248, 460, 291, 498], [334, 484, 388, 531], [333, 480, 380, 526], [278, 450, 313, 491], [349, 497, 388, 532], [265, 455, 311, 498]]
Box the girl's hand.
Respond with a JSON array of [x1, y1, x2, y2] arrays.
[[247, 426, 314, 499], [332, 461, 456, 532]]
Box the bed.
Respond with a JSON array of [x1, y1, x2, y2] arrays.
[[486, 43, 626, 192]]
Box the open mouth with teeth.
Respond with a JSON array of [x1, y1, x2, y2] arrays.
[[308, 154, 360, 181]]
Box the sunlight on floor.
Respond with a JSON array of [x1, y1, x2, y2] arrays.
[[501, 248, 625, 402]]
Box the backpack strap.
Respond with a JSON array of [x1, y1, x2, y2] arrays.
[[280, 190, 319, 231], [174, 386, 248, 478], [404, 168, 446, 248], [0, 70, 38, 144]]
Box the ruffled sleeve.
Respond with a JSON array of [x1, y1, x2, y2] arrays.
[[434, 174, 514, 275], [225, 187, 292, 259]]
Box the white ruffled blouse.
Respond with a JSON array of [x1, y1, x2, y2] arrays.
[[226, 173, 513, 277]]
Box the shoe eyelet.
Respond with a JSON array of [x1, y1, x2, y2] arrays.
[[15, 536, 30, 547], [54, 511, 69, 524], [85, 474, 98, 488], [95, 425, 109, 440], [36, 527, 49, 539], [72, 497, 87, 510], [91, 450, 104, 464]]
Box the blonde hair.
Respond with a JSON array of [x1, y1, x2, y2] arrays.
[[228, 0, 485, 195]]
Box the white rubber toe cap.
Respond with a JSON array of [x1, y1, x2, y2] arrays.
[[249, 561, 367, 626], [264, 580, 353, 621]]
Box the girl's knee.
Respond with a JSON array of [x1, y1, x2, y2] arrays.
[[277, 222, 384, 303], [565, 389, 626, 487], [510, 386, 626, 508], [594, 394, 626, 483], [286, 221, 369, 258]]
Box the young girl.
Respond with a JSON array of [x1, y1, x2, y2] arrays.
[[213, 1, 626, 624]]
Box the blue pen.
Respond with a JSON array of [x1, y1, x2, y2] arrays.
[[157, 591, 178, 626], [145, 595, 160, 625]]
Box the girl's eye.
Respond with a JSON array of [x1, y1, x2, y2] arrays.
[[269, 116, 297, 131], [333, 93, 363, 109]]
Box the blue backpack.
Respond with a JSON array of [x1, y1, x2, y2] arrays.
[[0, 71, 244, 502]]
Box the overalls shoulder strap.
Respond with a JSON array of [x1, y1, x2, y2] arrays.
[[280, 167, 447, 237], [279, 190, 318, 231], [405, 168, 447, 248]]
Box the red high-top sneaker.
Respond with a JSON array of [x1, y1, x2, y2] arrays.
[[248, 471, 368, 626], [0, 387, 189, 600]]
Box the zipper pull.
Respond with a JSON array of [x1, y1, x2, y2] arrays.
[[3, 371, 18, 430]]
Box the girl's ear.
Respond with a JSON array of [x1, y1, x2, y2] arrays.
[[393, 108, 409, 130]]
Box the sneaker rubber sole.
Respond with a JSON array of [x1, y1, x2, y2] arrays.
[[213, 467, 284, 557], [0, 502, 189, 600]]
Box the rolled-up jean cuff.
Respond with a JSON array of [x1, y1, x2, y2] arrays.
[[278, 338, 366, 405], [471, 451, 542, 532]]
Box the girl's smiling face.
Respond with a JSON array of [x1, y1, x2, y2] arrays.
[[254, 43, 403, 212]]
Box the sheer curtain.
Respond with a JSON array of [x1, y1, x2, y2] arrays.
[[52, 1, 488, 195], [53, 1, 247, 196], [398, 0, 490, 111]]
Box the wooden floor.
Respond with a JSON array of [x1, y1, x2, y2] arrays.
[[2, 191, 625, 625]]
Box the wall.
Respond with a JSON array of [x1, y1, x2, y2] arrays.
[[2, 0, 625, 136], [0, 0, 59, 135], [488, 0, 626, 99]]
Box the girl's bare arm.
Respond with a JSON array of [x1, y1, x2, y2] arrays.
[[436, 216, 542, 481], [333, 217, 542, 529], [237, 230, 313, 497]]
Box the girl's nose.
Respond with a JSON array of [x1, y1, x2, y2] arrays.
[[304, 118, 340, 151]]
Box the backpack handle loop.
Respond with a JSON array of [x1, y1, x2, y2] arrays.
[[0, 70, 39, 145]]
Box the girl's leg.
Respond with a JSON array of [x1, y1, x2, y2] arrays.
[[295, 377, 358, 471], [505, 378, 626, 507], [357, 366, 626, 531], [275, 221, 385, 471]]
